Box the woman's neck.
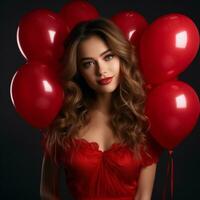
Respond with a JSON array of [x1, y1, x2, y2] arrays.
[[90, 93, 112, 114]]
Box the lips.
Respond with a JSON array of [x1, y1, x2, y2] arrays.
[[98, 76, 113, 85]]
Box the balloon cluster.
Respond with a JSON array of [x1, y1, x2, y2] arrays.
[[10, 1, 99, 128], [139, 14, 200, 150], [10, 0, 199, 150]]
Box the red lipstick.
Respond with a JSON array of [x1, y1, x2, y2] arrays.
[[98, 77, 113, 85]]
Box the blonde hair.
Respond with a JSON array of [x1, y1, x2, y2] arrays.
[[41, 17, 150, 165]]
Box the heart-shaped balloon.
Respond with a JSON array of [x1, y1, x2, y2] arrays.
[[145, 80, 200, 150], [10, 61, 64, 128]]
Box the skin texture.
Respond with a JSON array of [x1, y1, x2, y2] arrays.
[[77, 35, 121, 95]]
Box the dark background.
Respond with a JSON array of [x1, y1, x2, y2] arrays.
[[1, 0, 200, 199]]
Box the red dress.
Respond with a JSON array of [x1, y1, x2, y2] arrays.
[[42, 136, 163, 200]]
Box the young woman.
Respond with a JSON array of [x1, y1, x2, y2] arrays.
[[40, 17, 163, 200]]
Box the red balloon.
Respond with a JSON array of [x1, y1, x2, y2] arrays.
[[59, 0, 99, 31], [145, 80, 200, 150], [139, 13, 200, 84], [144, 76, 179, 93], [111, 11, 148, 48], [10, 61, 64, 128], [46, 60, 65, 78], [17, 9, 69, 64]]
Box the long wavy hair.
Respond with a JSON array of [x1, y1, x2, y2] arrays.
[[41, 17, 150, 165]]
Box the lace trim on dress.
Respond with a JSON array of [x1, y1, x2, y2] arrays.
[[72, 137, 125, 153]]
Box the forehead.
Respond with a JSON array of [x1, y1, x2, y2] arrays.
[[78, 35, 109, 59]]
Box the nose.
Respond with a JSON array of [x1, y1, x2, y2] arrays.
[[96, 60, 107, 76]]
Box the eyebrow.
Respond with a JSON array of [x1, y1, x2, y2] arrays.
[[80, 49, 111, 62]]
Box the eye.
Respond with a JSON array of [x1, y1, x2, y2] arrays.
[[82, 61, 95, 68], [104, 54, 114, 61]]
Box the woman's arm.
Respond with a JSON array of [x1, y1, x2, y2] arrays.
[[134, 163, 157, 200], [40, 153, 62, 200]]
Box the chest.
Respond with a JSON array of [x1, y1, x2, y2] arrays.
[[75, 120, 120, 152]]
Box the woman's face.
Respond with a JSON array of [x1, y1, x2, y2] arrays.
[[77, 35, 120, 94]]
